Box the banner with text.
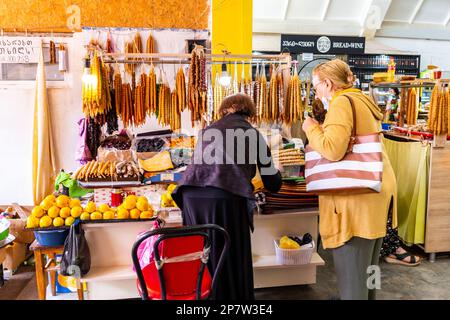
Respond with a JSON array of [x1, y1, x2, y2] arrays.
[[0, 37, 40, 63], [281, 35, 365, 54]]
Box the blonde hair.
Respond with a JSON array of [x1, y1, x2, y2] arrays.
[[312, 59, 355, 90]]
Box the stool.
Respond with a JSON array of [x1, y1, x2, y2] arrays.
[[30, 240, 84, 300]]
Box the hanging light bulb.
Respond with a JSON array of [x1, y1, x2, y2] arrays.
[[82, 56, 95, 85], [219, 63, 231, 87]]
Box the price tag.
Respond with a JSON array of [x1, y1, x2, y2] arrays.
[[302, 53, 314, 61], [161, 173, 174, 181]]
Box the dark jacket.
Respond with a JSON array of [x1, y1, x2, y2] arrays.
[[172, 113, 282, 227]]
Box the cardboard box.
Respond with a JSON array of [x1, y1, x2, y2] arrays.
[[3, 242, 28, 271]]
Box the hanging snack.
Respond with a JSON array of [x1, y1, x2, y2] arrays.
[[258, 70, 268, 123], [176, 67, 187, 113], [170, 90, 181, 131], [268, 68, 279, 122], [49, 40, 57, 64], [147, 66, 157, 115], [405, 88, 418, 126], [428, 84, 449, 135], [188, 45, 207, 126], [106, 88, 119, 134], [213, 73, 226, 121], [157, 82, 171, 127], [283, 72, 302, 125], [146, 33, 156, 53]]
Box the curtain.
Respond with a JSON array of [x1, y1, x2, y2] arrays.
[[383, 137, 430, 245], [32, 41, 57, 205]]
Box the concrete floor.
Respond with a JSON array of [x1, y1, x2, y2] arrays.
[[1, 247, 450, 300]]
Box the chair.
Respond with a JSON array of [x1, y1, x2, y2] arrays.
[[131, 224, 230, 300]]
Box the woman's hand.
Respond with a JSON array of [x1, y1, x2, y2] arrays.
[[302, 116, 319, 132]]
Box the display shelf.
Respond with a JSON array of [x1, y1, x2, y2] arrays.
[[349, 66, 419, 71], [254, 208, 319, 220], [78, 180, 143, 189], [81, 217, 156, 225], [252, 253, 324, 270], [80, 266, 135, 283]]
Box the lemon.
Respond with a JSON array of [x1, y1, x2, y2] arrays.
[[126, 195, 138, 202], [26, 216, 40, 228], [98, 203, 110, 213], [80, 212, 90, 220], [53, 217, 65, 227], [47, 206, 61, 219], [39, 215, 53, 228], [32, 206, 45, 218], [60, 207, 71, 219], [40, 198, 54, 211], [44, 194, 56, 202], [123, 197, 136, 210], [279, 236, 300, 250], [70, 206, 83, 218], [130, 208, 141, 219], [103, 211, 115, 220], [136, 200, 149, 212], [167, 184, 177, 193], [140, 210, 154, 219], [85, 201, 96, 213], [90, 211, 103, 220], [69, 198, 81, 208], [56, 195, 70, 208], [65, 217, 76, 226], [117, 208, 130, 219], [137, 196, 148, 203]]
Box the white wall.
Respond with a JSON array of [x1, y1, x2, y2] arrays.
[[0, 29, 207, 206]]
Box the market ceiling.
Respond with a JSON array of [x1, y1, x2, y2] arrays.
[[253, 0, 450, 41]]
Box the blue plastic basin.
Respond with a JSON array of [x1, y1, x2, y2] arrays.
[[382, 123, 392, 131], [34, 229, 69, 247]]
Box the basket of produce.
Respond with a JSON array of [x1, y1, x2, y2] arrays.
[[97, 131, 135, 163], [272, 148, 305, 178], [26, 194, 82, 246], [73, 160, 140, 183], [79, 195, 156, 222], [274, 233, 314, 265]]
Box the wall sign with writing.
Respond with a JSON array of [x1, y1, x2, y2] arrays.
[[0, 37, 40, 64], [281, 35, 365, 54]]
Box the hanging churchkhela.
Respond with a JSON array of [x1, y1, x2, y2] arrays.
[[405, 88, 418, 126], [146, 33, 156, 53], [147, 66, 157, 115], [258, 65, 269, 123], [283, 69, 302, 125], [188, 45, 207, 126], [176, 66, 187, 113], [428, 83, 449, 135]]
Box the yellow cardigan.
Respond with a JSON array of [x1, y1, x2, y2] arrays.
[[305, 89, 397, 249]]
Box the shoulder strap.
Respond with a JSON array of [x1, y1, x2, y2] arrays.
[[342, 94, 357, 153]]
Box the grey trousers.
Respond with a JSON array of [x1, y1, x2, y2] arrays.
[[330, 237, 384, 300]]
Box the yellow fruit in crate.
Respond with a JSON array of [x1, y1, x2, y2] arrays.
[[140, 210, 154, 219], [167, 184, 177, 193], [40, 198, 54, 211], [56, 195, 70, 208], [60, 207, 71, 219], [137, 196, 148, 203], [160, 193, 173, 208], [103, 211, 115, 220], [53, 217, 65, 227], [130, 208, 141, 219], [65, 217, 75, 226], [90, 211, 103, 220], [69, 199, 81, 208], [32, 206, 45, 218], [39, 216, 53, 228], [117, 208, 130, 219], [279, 236, 300, 249], [26, 216, 40, 228], [123, 197, 136, 210], [126, 195, 138, 203], [47, 206, 61, 219], [98, 203, 110, 213], [136, 199, 149, 212], [85, 201, 96, 213], [80, 212, 90, 220], [71, 206, 83, 218]]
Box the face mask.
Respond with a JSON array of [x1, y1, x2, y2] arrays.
[[321, 97, 331, 111]]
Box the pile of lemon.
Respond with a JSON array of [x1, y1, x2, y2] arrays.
[[27, 195, 82, 229], [79, 195, 155, 221]]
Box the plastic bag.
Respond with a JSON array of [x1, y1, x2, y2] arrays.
[[133, 220, 162, 271], [60, 221, 91, 277], [75, 118, 92, 165]]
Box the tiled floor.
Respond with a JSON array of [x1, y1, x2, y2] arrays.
[[2, 247, 450, 300]]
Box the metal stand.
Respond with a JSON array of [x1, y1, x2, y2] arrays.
[[429, 252, 436, 263]]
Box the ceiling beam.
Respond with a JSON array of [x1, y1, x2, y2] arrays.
[[377, 21, 450, 41], [282, 0, 291, 20], [360, 0, 392, 39], [360, 0, 374, 27], [321, 0, 331, 21], [409, 0, 424, 24]]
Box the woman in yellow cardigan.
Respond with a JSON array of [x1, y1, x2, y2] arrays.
[[302, 59, 397, 300]]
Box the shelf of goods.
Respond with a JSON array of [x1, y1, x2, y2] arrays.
[[383, 132, 450, 261]]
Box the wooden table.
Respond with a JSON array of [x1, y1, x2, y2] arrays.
[[30, 241, 83, 300]]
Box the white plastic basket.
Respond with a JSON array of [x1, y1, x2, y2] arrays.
[[274, 238, 315, 265]]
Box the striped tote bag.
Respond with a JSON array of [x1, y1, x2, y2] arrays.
[[305, 95, 383, 194]]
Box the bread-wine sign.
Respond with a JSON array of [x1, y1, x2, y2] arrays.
[[281, 35, 365, 54]]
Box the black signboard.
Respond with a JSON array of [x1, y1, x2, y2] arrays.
[[281, 35, 365, 54]]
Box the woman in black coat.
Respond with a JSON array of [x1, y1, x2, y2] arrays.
[[172, 93, 282, 300]]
